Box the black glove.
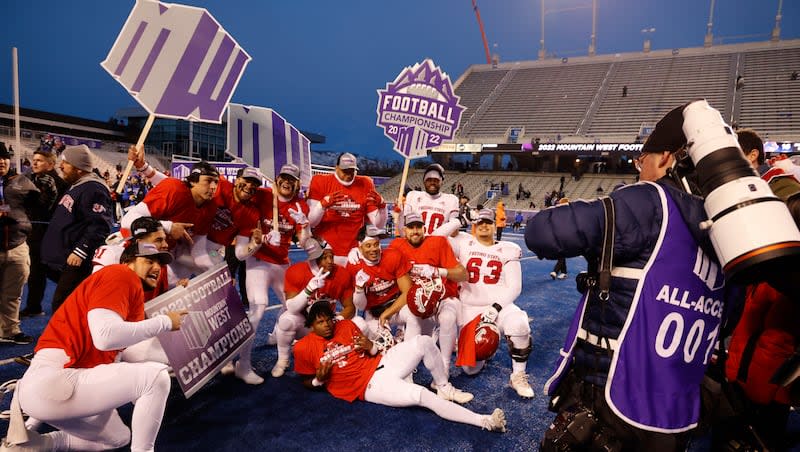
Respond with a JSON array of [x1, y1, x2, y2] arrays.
[[35, 174, 59, 206]]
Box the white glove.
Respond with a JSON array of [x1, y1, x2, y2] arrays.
[[347, 246, 363, 265], [288, 202, 309, 225], [355, 269, 370, 289], [411, 264, 438, 279], [266, 230, 282, 247], [480, 303, 502, 324], [306, 268, 330, 293]]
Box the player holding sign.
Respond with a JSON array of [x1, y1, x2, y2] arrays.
[[403, 164, 460, 236], [450, 209, 534, 399]]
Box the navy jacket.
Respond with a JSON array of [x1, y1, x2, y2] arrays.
[[42, 173, 112, 270]]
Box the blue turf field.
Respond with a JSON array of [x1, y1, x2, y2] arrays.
[[1, 233, 798, 450]]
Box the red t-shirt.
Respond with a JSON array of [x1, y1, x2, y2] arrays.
[[346, 248, 411, 309], [293, 319, 381, 402], [36, 265, 145, 368], [284, 262, 354, 310], [388, 236, 460, 298], [208, 179, 270, 246], [308, 174, 377, 256], [244, 190, 308, 265], [142, 178, 218, 245]]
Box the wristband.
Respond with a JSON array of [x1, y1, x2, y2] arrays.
[[438, 268, 448, 279], [311, 377, 324, 387], [304, 287, 313, 296], [136, 162, 150, 172]]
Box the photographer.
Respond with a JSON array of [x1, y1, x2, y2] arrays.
[[526, 105, 726, 451]]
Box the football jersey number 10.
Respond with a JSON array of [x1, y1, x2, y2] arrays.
[[420, 211, 445, 235]]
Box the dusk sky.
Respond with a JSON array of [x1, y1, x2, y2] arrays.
[[2, 0, 798, 160]]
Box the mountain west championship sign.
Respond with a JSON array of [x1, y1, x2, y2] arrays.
[[377, 59, 465, 158]]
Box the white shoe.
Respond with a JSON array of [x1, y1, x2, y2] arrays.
[[437, 383, 474, 404], [271, 358, 290, 378], [510, 371, 535, 398], [549, 271, 557, 280], [220, 361, 235, 376], [557, 273, 567, 280], [481, 408, 507, 432], [0, 430, 53, 451], [234, 362, 264, 385]]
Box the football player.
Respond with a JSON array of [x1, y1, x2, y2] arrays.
[[402, 163, 461, 236], [293, 302, 506, 432], [451, 209, 534, 398]]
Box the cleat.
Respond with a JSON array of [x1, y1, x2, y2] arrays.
[[437, 383, 473, 404], [220, 362, 235, 376], [510, 371, 535, 398], [19, 309, 44, 318], [549, 272, 557, 280], [557, 273, 567, 280], [234, 362, 264, 385], [271, 358, 290, 378], [0, 334, 33, 345], [481, 408, 507, 432]]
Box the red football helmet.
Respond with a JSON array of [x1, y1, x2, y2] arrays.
[[474, 320, 501, 361], [406, 276, 446, 318]]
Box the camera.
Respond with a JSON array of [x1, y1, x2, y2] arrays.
[[541, 405, 622, 452], [681, 100, 800, 283]]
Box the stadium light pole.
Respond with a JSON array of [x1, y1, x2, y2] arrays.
[[772, 0, 783, 42], [539, 0, 546, 60], [641, 27, 655, 53], [12, 47, 21, 173], [704, 0, 716, 47], [588, 0, 597, 56]]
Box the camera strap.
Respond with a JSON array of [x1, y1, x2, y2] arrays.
[[597, 197, 615, 300]]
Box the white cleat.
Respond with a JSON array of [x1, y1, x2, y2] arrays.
[[481, 408, 507, 432], [549, 271, 557, 280], [234, 362, 264, 385], [271, 358, 290, 378], [510, 371, 535, 399], [557, 273, 567, 280], [437, 383, 474, 404]]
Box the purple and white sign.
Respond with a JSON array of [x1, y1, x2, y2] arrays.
[[377, 59, 465, 159], [101, 0, 251, 123], [145, 263, 252, 398], [227, 103, 312, 188], [172, 159, 246, 183]]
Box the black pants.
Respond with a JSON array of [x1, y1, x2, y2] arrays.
[[552, 257, 567, 275], [47, 260, 92, 313], [496, 227, 504, 241], [224, 245, 249, 307], [24, 240, 48, 312]]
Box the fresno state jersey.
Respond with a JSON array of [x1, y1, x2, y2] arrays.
[[346, 248, 411, 309], [450, 233, 522, 308], [308, 174, 377, 256], [141, 178, 218, 244], [403, 190, 459, 235], [36, 264, 146, 368], [293, 319, 380, 402], [388, 235, 460, 299], [246, 191, 308, 265], [208, 179, 270, 246], [284, 262, 354, 310]]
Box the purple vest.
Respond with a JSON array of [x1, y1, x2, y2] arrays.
[[545, 184, 725, 432]]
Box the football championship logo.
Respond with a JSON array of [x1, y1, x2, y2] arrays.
[[377, 59, 465, 159]]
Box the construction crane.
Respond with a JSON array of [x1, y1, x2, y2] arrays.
[[471, 0, 492, 64]]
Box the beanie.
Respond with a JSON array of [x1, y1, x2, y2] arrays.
[[62, 145, 94, 172]]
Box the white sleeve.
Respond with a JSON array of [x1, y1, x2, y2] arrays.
[[286, 290, 310, 314], [353, 289, 367, 311], [120, 201, 152, 231], [496, 259, 522, 308], [431, 218, 462, 237], [234, 234, 258, 261], [145, 169, 167, 186], [367, 207, 387, 229], [88, 308, 172, 351], [307, 199, 324, 228]]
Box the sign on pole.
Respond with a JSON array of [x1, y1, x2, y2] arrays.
[[227, 103, 313, 189], [101, 0, 251, 123], [377, 59, 465, 159], [145, 264, 253, 398]]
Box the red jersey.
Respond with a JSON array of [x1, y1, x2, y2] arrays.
[[208, 179, 270, 246], [36, 265, 145, 368], [245, 190, 308, 265], [346, 248, 411, 309], [388, 236, 460, 298], [308, 174, 377, 256], [293, 319, 380, 402], [142, 178, 218, 245], [284, 262, 354, 310]]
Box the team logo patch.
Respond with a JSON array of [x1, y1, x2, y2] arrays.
[[92, 203, 107, 213]]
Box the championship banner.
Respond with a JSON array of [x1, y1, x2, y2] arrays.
[[145, 263, 252, 398], [101, 0, 251, 123], [377, 59, 465, 159], [227, 103, 313, 189]]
